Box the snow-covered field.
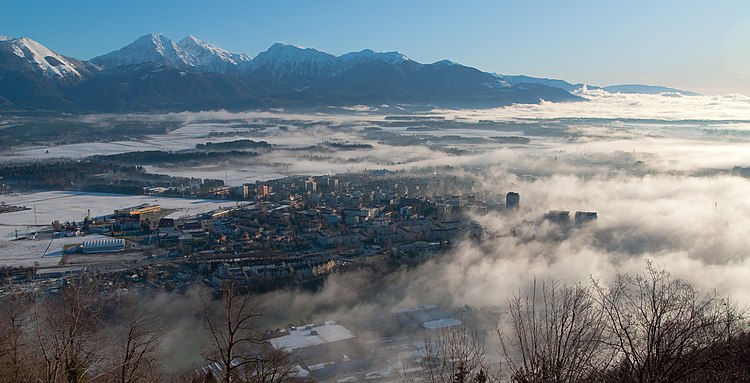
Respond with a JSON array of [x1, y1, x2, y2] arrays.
[[142, 165, 286, 187], [0, 234, 111, 268], [0, 123, 256, 162], [0, 191, 239, 267]]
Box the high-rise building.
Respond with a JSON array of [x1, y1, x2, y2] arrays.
[[575, 211, 598, 224], [242, 184, 250, 199], [256, 184, 271, 197], [506, 192, 520, 209], [304, 177, 317, 192]]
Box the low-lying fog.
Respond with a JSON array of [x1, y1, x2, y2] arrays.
[[3, 90, 750, 346]]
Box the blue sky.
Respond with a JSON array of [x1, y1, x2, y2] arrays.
[[2, 0, 749, 94]]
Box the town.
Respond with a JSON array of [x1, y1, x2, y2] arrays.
[[1, 170, 597, 296], [0, 169, 603, 381]]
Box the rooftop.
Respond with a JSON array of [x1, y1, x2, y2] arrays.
[[269, 322, 355, 351]]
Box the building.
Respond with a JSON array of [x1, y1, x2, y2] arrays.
[[304, 177, 318, 193], [256, 184, 272, 198], [35, 266, 86, 279], [208, 186, 232, 197], [315, 231, 361, 248], [269, 322, 355, 352], [268, 322, 370, 379], [393, 305, 462, 330], [158, 218, 175, 228], [544, 210, 570, 223], [242, 184, 250, 199], [506, 192, 520, 209], [81, 238, 125, 253], [575, 211, 598, 224], [114, 203, 161, 217]]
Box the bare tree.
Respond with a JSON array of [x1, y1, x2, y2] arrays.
[[241, 347, 299, 383], [202, 282, 265, 383], [0, 291, 33, 383], [102, 293, 164, 383], [417, 327, 490, 383], [29, 276, 106, 383], [593, 262, 747, 383], [498, 278, 609, 383]]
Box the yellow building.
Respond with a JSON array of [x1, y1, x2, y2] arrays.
[[114, 203, 161, 217]]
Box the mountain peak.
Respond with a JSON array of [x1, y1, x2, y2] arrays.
[[178, 35, 250, 70], [182, 35, 202, 44], [135, 33, 171, 48], [0, 36, 83, 79], [339, 49, 409, 64], [92, 33, 191, 69], [433, 59, 458, 66], [178, 35, 225, 53], [269, 42, 299, 49], [252, 43, 337, 76], [92, 33, 253, 73], [264, 42, 322, 55], [254, 43, 335, 62]]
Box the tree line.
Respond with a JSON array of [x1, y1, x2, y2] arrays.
[[86, 150, 259, 165], [0, 279, 301, 383], [412, 262, 749, 383]]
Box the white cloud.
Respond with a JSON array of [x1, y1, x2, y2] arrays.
[[433, 89, 750, 121]]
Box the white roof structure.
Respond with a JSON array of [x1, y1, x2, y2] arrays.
[[82, 238, 125, 253], [269, 323, 355, 351]]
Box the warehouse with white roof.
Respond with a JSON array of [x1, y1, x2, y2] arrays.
[[81, 238, 125, 253]]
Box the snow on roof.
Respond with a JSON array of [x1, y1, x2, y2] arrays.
[[269, 323, 355, 351], [421, 318, 462, 330]]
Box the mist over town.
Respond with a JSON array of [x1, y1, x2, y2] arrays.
[[2, 2, 750, 382]]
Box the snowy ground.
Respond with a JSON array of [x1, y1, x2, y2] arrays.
[[0, 191, 240, 267], [142, 165, 287, 187], [0, 233, 111, 268], [0, 123, 256, 162]]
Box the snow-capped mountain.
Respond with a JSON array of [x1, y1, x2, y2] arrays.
[[0, 36, 99, 108], [245, 43, 338, 78], [91, 33, 193, 69], [92, 33, 255, 74], [0, 32, 703, 111], [21, 33, 716, 111], [92, 34, 420, 78], [178, 35, 250, 73], [0, 36, 87, 80]]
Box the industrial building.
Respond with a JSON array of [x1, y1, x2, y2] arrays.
[[35, 266, 87, 279], [269, 322, 355, 351], [114, 203, 161, 217], [81, 238, 125, 253], [268, 322, 371, 379]]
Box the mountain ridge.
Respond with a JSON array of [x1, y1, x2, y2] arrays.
[[0, 33, 698, 112]]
